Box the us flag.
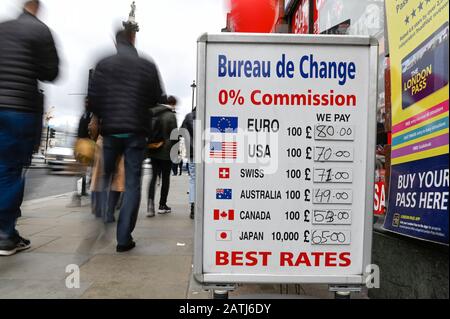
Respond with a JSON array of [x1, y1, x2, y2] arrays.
[[210, 142, 237, 159]]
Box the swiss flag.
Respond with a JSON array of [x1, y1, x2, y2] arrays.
[[216, 230, 232, 241], [219, 168, 230, 179], [214, 209, 235, 221]]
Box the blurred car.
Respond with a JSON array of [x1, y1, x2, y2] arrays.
[[30, 153, 46, 167], [46, 147, 80, 175]]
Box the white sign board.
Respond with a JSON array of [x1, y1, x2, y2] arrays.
[[194, 34, 377, 285]]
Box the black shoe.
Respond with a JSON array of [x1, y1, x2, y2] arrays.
[[158, 205, 172, 214], [0, 238, 17, 256], [116, 241, 136, 253], [0, 235, 31, 256], [15, 235, 31, 252]]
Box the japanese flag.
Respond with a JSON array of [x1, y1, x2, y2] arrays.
[[216, 230, 232, 241]]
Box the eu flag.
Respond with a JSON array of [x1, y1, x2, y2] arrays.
[[210, 117, 238, 133]]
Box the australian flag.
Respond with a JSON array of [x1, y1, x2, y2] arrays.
[[216, 189, 232, 200], [210, 117, 238, 133]]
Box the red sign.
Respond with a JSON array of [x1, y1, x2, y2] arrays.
[[291, 0, 309, 34], [313, 0, 324, 34], [374, 181, 386, 216]]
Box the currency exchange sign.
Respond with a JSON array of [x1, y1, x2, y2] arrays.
[[194, 34, 378, 285]]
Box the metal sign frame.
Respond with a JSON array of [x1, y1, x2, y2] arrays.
[[193, 33, 378, 286]]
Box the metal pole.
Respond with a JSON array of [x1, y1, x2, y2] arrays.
[[190, 80, 197, 111], [44, 127, 50, 164]]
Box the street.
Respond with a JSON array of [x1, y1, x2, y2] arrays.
[[1, 174, 337, 299], [24, 169, 77, 201]]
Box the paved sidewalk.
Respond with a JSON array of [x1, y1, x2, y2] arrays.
[[0, 172, 340, 299]]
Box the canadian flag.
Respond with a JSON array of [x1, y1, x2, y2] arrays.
[[216, 230, 232, 241], [214, 209, 235, 221]]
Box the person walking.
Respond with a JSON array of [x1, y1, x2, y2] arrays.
[[147, 97, 178, 217], [171, 138, 185, 176], [181, 108, 196, 219], [88, 115, 125, 224], [0, 0, 59, 256], [178, 138, 186, 176], [89, 28, 167, 253], [70, 97, 94, 208]]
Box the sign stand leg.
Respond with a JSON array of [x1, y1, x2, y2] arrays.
[[213, 289, 229, 299], [329, 285, 362, 299], [334, 291, 351, 299], [203, 284, 235, 299]]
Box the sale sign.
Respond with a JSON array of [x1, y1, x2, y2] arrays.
[[374, 181, 386, 216]]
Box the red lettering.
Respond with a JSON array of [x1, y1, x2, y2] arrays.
[[325, 253, 338, 267], [310, 252, 324, 266], [231, 251, 244, 266], [294, 252, 312, 267], [251, 90, 261, 105], [215, 251, 272, 266], [259, 251, 272, 266], [218, 251, 350, 268], [246, 251, 258, 267], [339, 252, 351, 267], [216, 251, 229, 266], [280, 252, 294, 266]]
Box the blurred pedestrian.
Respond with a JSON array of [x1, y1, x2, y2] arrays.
[[181, 108, 196, 219], [89, 28, 166, 253], [70, 97, 94, 207], [0, 0, 59, 256], [172, 137, 185, 176], [88, 115, 124, 224], [147, 96, 178, 217]]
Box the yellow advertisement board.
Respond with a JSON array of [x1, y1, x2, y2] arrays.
[[385, 0, 449, 244]]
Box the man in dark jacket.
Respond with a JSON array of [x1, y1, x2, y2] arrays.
[[147, 97, 178, 217], [0, 0, 59, 256], [89, 28, 167, 252]]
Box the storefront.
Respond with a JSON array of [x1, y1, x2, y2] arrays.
[[285, 0, 389, 219], [222, 0, 449, 298], [286, 0, 449, 298]]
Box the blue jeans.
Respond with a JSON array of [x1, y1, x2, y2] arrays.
[[102, 135, 145, 246], [0, 110, 42, 240]]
